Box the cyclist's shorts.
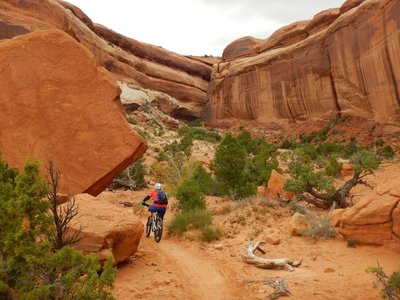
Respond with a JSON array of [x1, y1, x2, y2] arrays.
[[149, 205, 166, 219]]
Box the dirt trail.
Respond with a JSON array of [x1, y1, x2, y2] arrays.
[[107, 191, 399, 300], [113, 229, 242, 300], [160, 239, 239, 300]]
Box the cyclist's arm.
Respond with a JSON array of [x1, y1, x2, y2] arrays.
[[142, 195, 151, 204]]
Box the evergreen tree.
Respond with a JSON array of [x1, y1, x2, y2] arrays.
[[0, 156, 116, 299], [211, 133, 251, 198]]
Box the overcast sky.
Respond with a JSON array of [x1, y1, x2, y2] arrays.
[[64, 0, 346, 56]]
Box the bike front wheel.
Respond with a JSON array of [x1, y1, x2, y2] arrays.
[[154, 217, 163, 243], [145, 219, 151, 237]]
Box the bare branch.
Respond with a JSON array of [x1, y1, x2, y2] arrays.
[[46, 160, 81, 250]]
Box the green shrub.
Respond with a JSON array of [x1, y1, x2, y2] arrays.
[[167, 209, 212, 235], [377, 145, 395, 159], [340, 140, 359, 158], [244, 145, 279, 186], [175, 178, 206, 212], [317, 142, 342, 156], [367, 265, 400, 299], [200, 226, 222, 242], [191, 163, 222, 196], [156, 150, 169, 162], [280, 139, 297, 149], [115, 157, 147, 189], [0, 157, 116, 299], [289, 200, 309, 215], [178, 126, 221, 143]]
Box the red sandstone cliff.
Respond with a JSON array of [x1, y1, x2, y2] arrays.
[[0, 0, 214, 118], [207, 0, 400, 133]]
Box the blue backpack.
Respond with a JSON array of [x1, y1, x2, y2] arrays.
[[157, 191, 168, 205]]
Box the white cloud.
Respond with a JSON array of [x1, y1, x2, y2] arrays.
[[64, 0, 345, 56]]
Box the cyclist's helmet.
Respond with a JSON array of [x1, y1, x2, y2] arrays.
[[155, 183, 162, 190]]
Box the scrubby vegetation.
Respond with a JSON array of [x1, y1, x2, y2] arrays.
[[368, 265, 400, 300], [146, 118, 395, 212], [0, 156, 116, 299]]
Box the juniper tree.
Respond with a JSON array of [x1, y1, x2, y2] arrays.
[[0, 156, 116, 299]]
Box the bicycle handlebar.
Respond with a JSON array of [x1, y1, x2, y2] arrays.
[[142, 201, 150, 207]]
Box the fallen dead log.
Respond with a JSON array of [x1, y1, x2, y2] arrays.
[[240, 242, 302, 271]]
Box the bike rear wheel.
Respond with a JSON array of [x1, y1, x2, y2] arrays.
[[154, 217, 163, 243]]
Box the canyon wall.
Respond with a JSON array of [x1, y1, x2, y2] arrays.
[[0, 0, 214, 118], [207, 0, 400, 132]]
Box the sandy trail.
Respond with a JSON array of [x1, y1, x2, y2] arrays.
[[107, 191, 400, 300], [160, 239, 238, 300], [113, 230, 241, 300]]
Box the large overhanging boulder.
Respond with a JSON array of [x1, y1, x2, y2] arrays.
[[0, 0, 214, 119], [0, 29, 147, 196]]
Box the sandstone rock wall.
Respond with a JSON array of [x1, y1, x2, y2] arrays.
[[0, 0, 214, 118], [338, 175, 400, 251], [207, 0, 400, 130], [0, 30, 147, 196]]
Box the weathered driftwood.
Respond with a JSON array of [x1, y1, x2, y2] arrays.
[[265, 278, 291, 300], [240, 242, 302, 271]]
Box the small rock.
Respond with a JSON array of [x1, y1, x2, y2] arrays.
[[324, 267, 335, 273], [266, 236, 281, 245], [214, 244, 223, 250]]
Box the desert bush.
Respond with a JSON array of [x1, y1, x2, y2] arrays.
[[175, 178, 206, 212], [367, 265, 400, 299], [0, 157, 116, 299], [244, 144, 279, 186], [299, 213, 336, 239], [289, 200, 309, 215], [167, 209, 212, 235], [213, 202, 232, 215], [200, 226, 222, 242], [191, 163, 223, 196], [114, 157, 147, 190], [299, 118, 340, 144], [280, 139, 297, 150], [178, 125, 221, 143], [377, 145, 395, 159], [156, 150, 169, 162]]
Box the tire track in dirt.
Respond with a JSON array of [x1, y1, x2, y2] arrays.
[[114, 235, 242, 300], [160, 239, 239, 300]]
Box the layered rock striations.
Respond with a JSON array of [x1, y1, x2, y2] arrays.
[[207, 0, 400, 131], [337, 174, 400, 251], [0, 0, 214, 118], [0, 30, 147, 196]]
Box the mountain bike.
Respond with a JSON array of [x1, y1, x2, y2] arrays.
[[142, 203, 163, 242]]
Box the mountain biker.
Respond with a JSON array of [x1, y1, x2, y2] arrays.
[[142, 183, 168, 223]]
